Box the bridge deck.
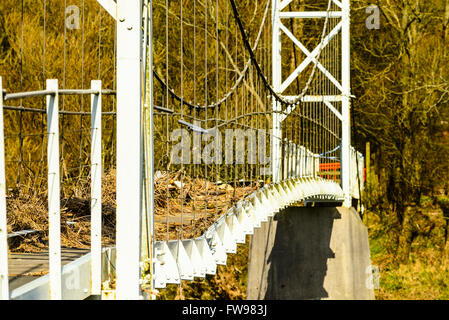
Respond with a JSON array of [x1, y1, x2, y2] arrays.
[[8, 248, 89, 291]]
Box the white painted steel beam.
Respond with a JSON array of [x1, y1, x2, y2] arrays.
[[97, 0, 117, 20], [279, 0, 293, 11], [280, 21, 342, 93], [332, 0, 343, 9], [280, 96, 343, 122], [115, 0, 143, 299], [279, 11, 342, 18], [341, 0, 351, 207], [324, 100, 343, 121], [283, 95, 343, 102]]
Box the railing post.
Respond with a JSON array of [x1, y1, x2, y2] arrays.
[[292, 143, 296, 178], [341, 0, 352, 207], [46, 79, 62, 300], [116, 0, 143, 299], [289, 143, 294, 179], [90, 80, 102, 296], [0, 77, 9, 300], [306, 150, 310, 176], [283, 140, 288, 180], [296, 144, 300, 178]]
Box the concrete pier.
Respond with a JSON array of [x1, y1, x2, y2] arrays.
[[246, 206, 374, 300]]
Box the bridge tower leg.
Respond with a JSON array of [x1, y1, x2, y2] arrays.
[[115, 0, 143, 300], [341, 0, 352, 207]]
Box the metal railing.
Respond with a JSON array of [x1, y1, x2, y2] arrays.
[[0, 77, 112, 299]]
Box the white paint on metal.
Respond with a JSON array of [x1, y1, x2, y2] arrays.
[[260, 189, 275, 217], [90, 80, 102, 296], [182, 239, 205, 278], [0, 77, 9, 300], [115, 0, 143, 300], [279, 11, 342, 18], [160, 241, 180, 284], [246, 201, 261, 229], [255, 193, 269, 223], [153, 242, 167, 288], [341, 0, 352, 207], [279, 0, 293, 11], [216, 217, 237, 254], [168, 240, 194, 281], [97, 0, 117, 20], [332, 0, 343, 9], [280, 21, 343, 92], [280, 96, 343, 121], [324, 100, 343, 121], [46, 79, 62, 300], [278, 21, 343, 94], [210, 230, 227, 265], [10, 248, 116, 300], [236, 202, 253, 235], [269, 185, 283, 211], [195, 238, 216, 275], [226, 209, 246, 244]]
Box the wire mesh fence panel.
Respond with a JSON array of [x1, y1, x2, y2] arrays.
[[0, 1, 117, 292]]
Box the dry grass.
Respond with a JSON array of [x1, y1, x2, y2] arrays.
[[8, 169, 257, 251], [7, 169, 117, 252], [366, 204, 449, 300]]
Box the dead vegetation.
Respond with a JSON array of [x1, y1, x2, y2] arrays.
[[154, 171, 257, 240], [7, 169, 256, 251], [7, 169, 117, 252]]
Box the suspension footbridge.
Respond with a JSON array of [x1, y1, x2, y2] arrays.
[[0, 0, 368, 300]]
